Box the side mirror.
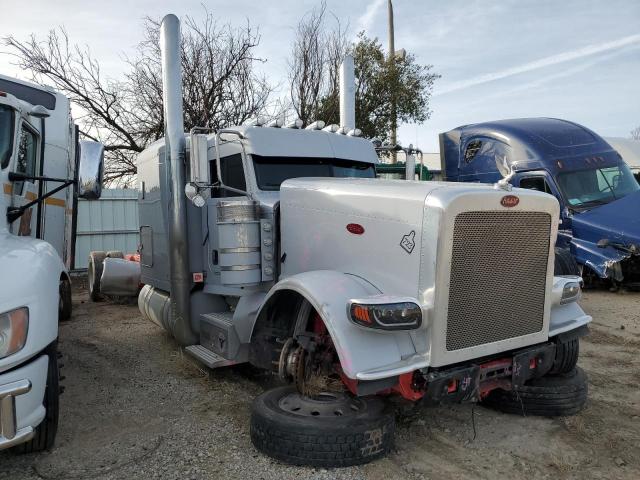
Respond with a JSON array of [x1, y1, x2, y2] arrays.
[[189, 133, 210, 184], [78, 140, 104, 199], [29, 105, 50, 119]]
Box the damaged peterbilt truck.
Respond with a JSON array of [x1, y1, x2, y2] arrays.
[[131, 15, 591, 467], [440, 118, 640, 289]]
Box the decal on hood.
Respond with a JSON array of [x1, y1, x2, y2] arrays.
[[400, 231, 416, 254]]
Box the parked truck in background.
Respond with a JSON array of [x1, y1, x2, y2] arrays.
[[440, 118, 640, 289], [0, 74, 103, 451], [91, 16, 591, 467]]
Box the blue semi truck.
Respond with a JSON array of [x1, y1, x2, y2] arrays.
[[439, 117, 640, 288]]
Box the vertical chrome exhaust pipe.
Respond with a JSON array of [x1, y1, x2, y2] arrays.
[[160, 14, 197, 346], [339, 54, 356, 131]]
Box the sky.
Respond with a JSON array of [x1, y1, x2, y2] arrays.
[[1, 0, 639, 156]]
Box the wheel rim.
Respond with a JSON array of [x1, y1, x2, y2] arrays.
[[278, 391, 365, 418]]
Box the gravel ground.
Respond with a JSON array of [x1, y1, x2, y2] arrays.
[[1, 281, 638, 480]]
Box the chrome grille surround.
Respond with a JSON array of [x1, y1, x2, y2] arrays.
[[446, 211, 551, 351]]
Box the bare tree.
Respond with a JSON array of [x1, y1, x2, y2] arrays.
[[631, 126, 640, 141], [288, 1, 347, 126], [3, 11, 273, 184]]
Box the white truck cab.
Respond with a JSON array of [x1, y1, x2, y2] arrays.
[[0, 75, 103, 452], [127, 15, 593, 468]]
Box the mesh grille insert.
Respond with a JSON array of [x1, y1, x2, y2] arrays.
[[446, 211, 551, 351]]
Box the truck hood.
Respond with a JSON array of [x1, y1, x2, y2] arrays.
[[571, 190, 640, 246], [570, 190, 640, 279]]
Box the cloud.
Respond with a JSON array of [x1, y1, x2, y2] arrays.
[[436, 33, 640, 95], [355, 0, 386, 36]]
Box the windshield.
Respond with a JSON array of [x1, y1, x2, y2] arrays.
[[252, 155, 376, 191], [0, 104, 15, 169], [556, 164, 640, 209]]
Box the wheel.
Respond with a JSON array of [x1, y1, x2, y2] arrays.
[[106, 250, 124, 259], [59, 277, 72, 322], [87, 251, 106, 301], [554, 247, 580, 276], [482, 367, 588, 417], [549, 338, 579, 375], [14, 344, 60, 453], [250, 386, 395, 467]]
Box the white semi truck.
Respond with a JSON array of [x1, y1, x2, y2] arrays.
[[91, 15, 590, 467], [0, 74, 103, 451]]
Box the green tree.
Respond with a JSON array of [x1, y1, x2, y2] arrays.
[[289, 4, 439, 142]]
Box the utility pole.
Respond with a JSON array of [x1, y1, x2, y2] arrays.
[[388, 0, 397, 163]]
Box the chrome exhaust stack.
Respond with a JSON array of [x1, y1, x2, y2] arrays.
[[159, 14, 197, 346], [339, 54, 356, 132]]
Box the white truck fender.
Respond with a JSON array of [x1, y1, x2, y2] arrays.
[[255, 270, 425, 381], [0, 232, 63, 372]]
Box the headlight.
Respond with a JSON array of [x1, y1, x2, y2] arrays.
[[349, 301, 422, 330], [0, 307, 29, 359], [560, 282, 581, 304]]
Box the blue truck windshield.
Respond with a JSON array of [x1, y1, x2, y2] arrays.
[[0, 105, 15, 169], [252, 155, 376, 191], [556, 164, 639, 209]]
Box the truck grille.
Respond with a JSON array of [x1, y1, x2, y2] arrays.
[[446, 211, 551, 351]]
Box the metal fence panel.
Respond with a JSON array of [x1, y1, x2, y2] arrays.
[[75, 189, 139, 269]]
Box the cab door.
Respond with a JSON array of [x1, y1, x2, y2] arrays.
[[10, 121, 40, 237]]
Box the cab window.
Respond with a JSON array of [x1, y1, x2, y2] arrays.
[[0, 105, 14, 169], [14, 123, 38, 194], [211, 153, 247, 197], [17, 124, 38, 178], [520, 176, 553, 194]]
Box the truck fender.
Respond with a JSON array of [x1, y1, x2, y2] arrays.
[[0, 232, 63, 371], [251, 270, 421, 380]]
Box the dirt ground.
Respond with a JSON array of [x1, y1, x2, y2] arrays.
[[1, 281, 639, 480]]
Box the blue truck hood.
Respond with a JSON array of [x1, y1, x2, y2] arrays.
[[571, 190, 640, 245], [570, 190, 640, 279]]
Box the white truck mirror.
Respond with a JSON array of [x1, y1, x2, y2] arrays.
[[78, 140, 104, 200], [189, 133, 210, 184]]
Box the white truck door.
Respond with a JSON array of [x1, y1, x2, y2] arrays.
[[10, 121, 40, 237]]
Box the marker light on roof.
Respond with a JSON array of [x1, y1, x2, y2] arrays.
[[347, 128, 362, 137], [266, 118, 283, 128], [284, 119, 303, 129], [322, 124, 339, 133], [305, 120, 325, 130], [245, 116, 267, 127], [336, 126, 348, 135]]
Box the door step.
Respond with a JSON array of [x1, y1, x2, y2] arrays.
[[185, 344, 237, 369]]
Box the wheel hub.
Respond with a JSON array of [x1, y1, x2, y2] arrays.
[[278, 390, 365, 418]]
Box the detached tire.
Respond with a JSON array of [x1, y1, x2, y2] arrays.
[[554, 247, 580, 276], [250, 387, 395, 467], [482, 367, 588, 417], [87, 251, 106, 301], [14, 344, 60, 453]]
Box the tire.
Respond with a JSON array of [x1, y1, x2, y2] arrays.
[[554, 247, 580, 276], [87, 251, 106, 301], [549, 338, 579, 375], [482, 367, 588, 417], [106, 250, 124, 259], [14, 344, 60, 453], [59, 277, 72, 322], [250, 386, 395, 467]]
